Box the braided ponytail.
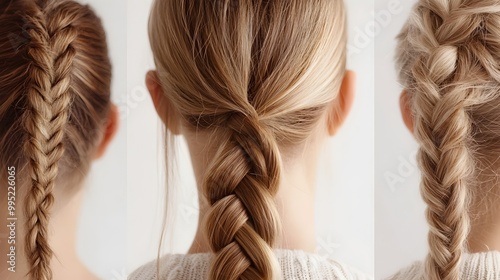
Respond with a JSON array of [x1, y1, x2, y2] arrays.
[[203, 111, 282, 279], [396, 0, 500, 279], [412, 52, 473, 280], [0, 1, 112, 279], [149, 0, 347, 279], [23, 1, 78, 279]]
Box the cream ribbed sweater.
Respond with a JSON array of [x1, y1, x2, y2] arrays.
[[129, 250, 372, 280], [388, 251, 500, 280]]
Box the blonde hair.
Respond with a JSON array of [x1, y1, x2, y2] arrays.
[[149, 0, 347, 279], [0, 0, 111, 279], [396, 0, 500, 279]]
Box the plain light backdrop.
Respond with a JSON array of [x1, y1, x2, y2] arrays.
[[74, 0, 127, 279], [127, 0, 374, 277], [374, 0, 428, 279]]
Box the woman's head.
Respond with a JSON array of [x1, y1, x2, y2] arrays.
[[396, 0, 500, 279], [147, 0, 351, 279], [0, 0, 116, 279]]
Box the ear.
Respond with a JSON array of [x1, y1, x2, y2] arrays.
[[328, 70, 355, 136], [94, 104, 119, 159], [399, 90, 414, 133], [146, 70, 181, 135]]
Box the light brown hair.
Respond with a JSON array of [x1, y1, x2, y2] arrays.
[[396, 0, 500, 279], [149, 0, 347, 279], [0, 0, 112, 279]]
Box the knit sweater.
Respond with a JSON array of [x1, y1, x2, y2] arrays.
[[129, 250, 372, 280], [388, 251, 500, 280]]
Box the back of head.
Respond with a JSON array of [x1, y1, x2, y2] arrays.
[[148, 0, 347, 279], [396, 0, 500, 279], [0, 0, 111, 279]]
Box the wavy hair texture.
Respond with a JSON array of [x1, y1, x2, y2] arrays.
[[396, 0, 500, 279], [149, 0, 347, 279], [0, 0, 111, 279]]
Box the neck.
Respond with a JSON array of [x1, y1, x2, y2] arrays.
[[468, 195, 500, 253], [0, 186, 98, 280], [188, 164, 317, 254]]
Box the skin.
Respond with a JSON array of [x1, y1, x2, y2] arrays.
[[400, 91, 500, 254], [146, 70, 356, 254], [0, 105, 119, 280]]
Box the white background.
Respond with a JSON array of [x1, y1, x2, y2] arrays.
[[127, 0, 375, 277], [374, 0, 428, 279], [74, 0, 127, 279]]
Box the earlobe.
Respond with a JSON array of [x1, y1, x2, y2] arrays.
[[328, 70, 355, 136], [399, 91, 414, 134], [146, 70, 181, 135], [94, 104, 119, 159]]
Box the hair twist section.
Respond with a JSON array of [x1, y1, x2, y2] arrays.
[[204, 112, 282, 280]]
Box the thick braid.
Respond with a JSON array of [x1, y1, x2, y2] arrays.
[[23, 2, 76, 280], [397, 0, 500, 279], [204, 111, 281, 280], [413, 57, 472, 280]]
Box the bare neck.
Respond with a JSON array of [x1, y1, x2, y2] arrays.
[[0, 187, 98, 280], [468, 196, 500, 253]]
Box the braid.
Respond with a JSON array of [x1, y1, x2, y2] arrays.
[[23, 6, 56, 280], [413, 56, 472, 280], [204, 111, 281, 280], [396, 0, 500, 279], [23, 2, 76, 280]]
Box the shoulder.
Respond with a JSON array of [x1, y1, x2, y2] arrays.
[[128, 253, 211, 280], [385, 261, 424, 280], [386, 251, 500, 280], [324, 257, 373, 280], [265, 250, 373, 280], [128, 257, 159, 280]]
